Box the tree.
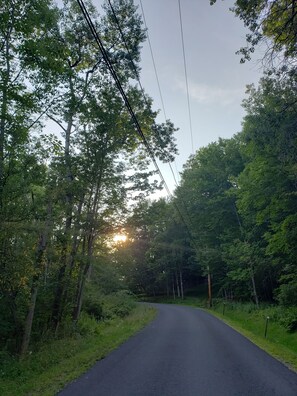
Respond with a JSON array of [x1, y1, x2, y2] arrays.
[[236, 75, 297, 304], [210, 0, 297, 71], [0, 0, 62, 355], [175, 138, 245, 299], [0, 0, 179, 355]]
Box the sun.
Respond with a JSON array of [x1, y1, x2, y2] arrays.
[[113, 234, 127, 243]]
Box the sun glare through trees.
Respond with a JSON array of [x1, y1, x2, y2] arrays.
[[113, 234, 128, 243]]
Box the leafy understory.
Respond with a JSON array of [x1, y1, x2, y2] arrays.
[[0, 304, 156, 396]]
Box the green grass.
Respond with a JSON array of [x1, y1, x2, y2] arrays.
[[143, 295, 297, 372], [0, 304, 156, 396], [142, 295, 206, 307], [210, 301, 297, 372]]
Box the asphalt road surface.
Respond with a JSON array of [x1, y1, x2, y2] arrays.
[[58, 303, 297, 396]]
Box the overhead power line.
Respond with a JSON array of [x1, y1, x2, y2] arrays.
[[139, 0, 167, 122], [76, 0, 171, 197], [105, 0, 199, 253], [178, 0, 194, 153], [107, 0, 179, 187], [76, 0, 199, 255], [139, 0, 181, 184]]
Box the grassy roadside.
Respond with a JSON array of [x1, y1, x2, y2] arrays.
[[144, 295, 297, 372], [0, 304, 156, 396], [210, 302, 297, 372]]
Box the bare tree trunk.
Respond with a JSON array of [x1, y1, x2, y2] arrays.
[[51, 115, 74, 330], [0, 37, 10, 209], [179, 248, 184, 299], [72, 164, 104, 322], [68, 197, 84, 273], [250, 265, 259, 308], [224, 288, 228, 300], [208, 266, 212, 308], [20, 201, 52, 357], [175, 271, 180, 298], [72, 266, 87, 322], [166, 272, 169, 297], [20, 284, 38, 358], [179, 269, 184, 300], [72, 236, 86, 321], [60, 197, 85, 312], [172, 277, 176, 300], [72, 231, 94, 321]]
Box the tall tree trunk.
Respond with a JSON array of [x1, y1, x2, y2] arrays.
[[20, 283, 38, 358], [20, 201, 52, 357], [71, 138, 107, 322], [72, 174, 103, 322], [179, 269, 184, 300], [72, 236, 86, 321], [0, 38, 10, 209], [166, 272, 169, 297], [179, 249, 184, 299], [72, 232, 94, 321], [60, 196, 85, 312], [207, 266, 212, 308], [172, 276, 176, 300], [52, 73, 78, 329], [68, 197, 84, 273], [72, 265, 88, 322], [250, 265, 259, 308], [175, 271, 180, 298], [51, 113, 74, 330]]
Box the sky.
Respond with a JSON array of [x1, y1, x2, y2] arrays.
[[91, 1, 263, 198], [125, 0, 263, 197]]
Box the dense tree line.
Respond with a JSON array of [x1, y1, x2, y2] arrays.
[[119, 73, 297, 308], [0, 0, 177, 356], [117, 0, 297, 304]]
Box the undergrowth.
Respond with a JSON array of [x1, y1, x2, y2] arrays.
[[0, 304, 156, 396]]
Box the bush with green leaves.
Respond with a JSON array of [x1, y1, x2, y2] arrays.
[[83, 298, 103, 321], [101, 291, 136, 319], [77, 312, 101, 336], [277, 282, 297, 307], [277, 307, 297, 333]]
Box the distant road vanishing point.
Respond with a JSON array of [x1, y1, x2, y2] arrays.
[[58, 303, 297, 396]]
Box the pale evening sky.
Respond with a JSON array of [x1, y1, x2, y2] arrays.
[[126, 0, 263, 197], [57, 0, 264, 197]]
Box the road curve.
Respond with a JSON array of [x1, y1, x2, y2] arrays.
[[58, 303, 297, 396]]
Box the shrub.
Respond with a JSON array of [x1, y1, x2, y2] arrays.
[[101, 291, 136, 319], [77, 312, 100, 336], [277, 282, 297, 307], [278, 307, 297, 333], [83, 298, 103, 321]]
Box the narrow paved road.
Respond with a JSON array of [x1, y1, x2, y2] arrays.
[[58, 304, 297, 396]]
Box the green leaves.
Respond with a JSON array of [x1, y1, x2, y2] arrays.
[[211, 1, 297, 72]]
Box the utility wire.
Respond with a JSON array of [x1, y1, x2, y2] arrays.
[[139, 0, 167, 122], [77, 0, 171, 197], [76, 0, 199, 255], [107, 0, 179, 187], [178, 0, 194, 153], [139, 0, 181, 184]]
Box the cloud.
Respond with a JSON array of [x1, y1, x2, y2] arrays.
[[174, 77, 243, 107]]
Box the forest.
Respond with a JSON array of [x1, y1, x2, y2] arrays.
[[0, 0, 297, 362]]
